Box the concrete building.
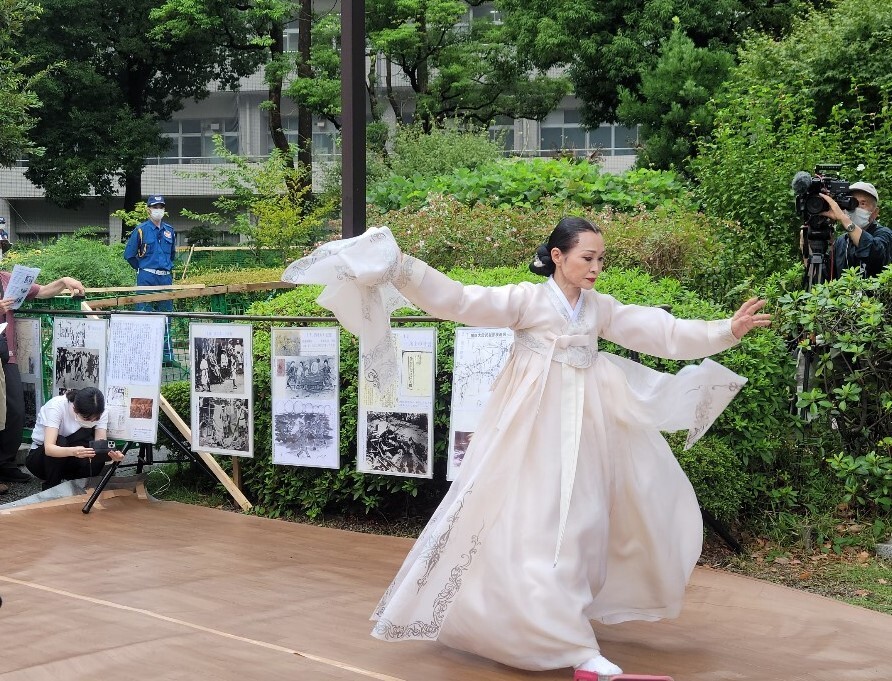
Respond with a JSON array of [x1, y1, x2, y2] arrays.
[[0, 3, 638, 244]]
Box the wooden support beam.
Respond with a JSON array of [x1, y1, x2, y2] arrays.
[[83, 284, 207, 294], [159, 395, 252, 512], [87, 281, 293, 309]]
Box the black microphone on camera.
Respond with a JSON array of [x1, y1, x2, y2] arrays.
[[791, 171, 813, 195]]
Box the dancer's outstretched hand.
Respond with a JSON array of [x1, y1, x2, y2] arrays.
[[731, 297, 772, 339]]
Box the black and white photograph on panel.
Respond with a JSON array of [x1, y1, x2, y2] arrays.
[[16, 317, 43, 382], [272, 400, 338, 468], [452, 430, 474, 470], [270, 327, 340, 469], [446, 327, 513, 480], [22, 382, 37, 429], [357, 327, 435, 478], [198, 396, 250, 454], [276, 356, 336, 400], [274, 333, 302, 356], [190, 322, 253, 457], [17, 317, 43, 429], [52, 318, 107, 396], [54, 348, 101, 391], [192, 337, 246, 394], [364, 411, 430, 477]]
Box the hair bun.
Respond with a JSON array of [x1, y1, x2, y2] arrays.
[[529, 243, 556, 276]]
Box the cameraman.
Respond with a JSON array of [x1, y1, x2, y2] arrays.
[[821, 182, 892, 279], [24, 387, 123, 491]]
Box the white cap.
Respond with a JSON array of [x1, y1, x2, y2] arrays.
[[850, 181, 879, 203]]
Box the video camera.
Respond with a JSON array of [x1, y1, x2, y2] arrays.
[[792, 164, 859, 243]]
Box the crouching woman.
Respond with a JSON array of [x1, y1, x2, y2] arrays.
[[25, 388, 123, 490]]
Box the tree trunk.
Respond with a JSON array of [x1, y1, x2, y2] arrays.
[[122, 169, 142, 238], [122, 61, 151, 233], [295, 0, 313, 194], [385, 60, 400, 124], [367, 51, 380, 121], [268, 23, 292, 162], [416, 12, 432, 132]]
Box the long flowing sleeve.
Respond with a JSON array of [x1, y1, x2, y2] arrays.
[[596, 293, 739, 360], [281, 227, 410, 392], [394, 255, 532, 329]]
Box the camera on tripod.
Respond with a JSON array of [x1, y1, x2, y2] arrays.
[[792, 164, 858, 242]]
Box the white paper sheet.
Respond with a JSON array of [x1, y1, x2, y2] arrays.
[[6, 265, 40, 309]]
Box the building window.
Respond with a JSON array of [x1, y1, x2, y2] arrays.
[[157, 118, 239, 164], [540, 111, 640, 157], [488, 115, 515, 152], [471, 2, 502, 23], [269, 116, 339, 158], [540, 110, 584, 155]]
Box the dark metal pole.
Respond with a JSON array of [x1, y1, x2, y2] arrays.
[[341, 0, 367, 238]]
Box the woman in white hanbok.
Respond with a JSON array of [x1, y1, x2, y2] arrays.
[[282, 217, 770, 678]]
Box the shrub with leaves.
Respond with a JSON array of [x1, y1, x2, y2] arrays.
[[6, 227, 135, 287], [369, 157, 692, 212], [384, 122, 503, 179], [178, 136, 335, 263], [691, 0, 892, 279], [667, 432, 749, 522], [378, 196, 724, 292], [777, 266, 892, 511]]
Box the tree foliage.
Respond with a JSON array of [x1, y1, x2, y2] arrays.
[[19, 0, 263, 209], [617, 21, 733, 170], [6, 228, 135, 287], [179, 137, 334, 263], [285, 0, 571, 129], [691, 0, 892, 277], [0, 0, 43, 166], [151, 0, 313, 178], [498, 0, 811, 127]]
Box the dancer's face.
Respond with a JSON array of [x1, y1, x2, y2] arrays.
[[552, 231, 605, 291]]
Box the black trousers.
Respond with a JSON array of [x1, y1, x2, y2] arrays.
[[0, 362, 23, 468], [25, 427, 109, 491]]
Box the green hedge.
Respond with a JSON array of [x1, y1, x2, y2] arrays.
[[777, 266, 892, 513], [378, 198, 727, 294], [232, 265, 793, 524], [369, 157, 692, 212]]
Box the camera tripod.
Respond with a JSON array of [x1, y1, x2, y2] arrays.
[[81, 422, 217, 514], [794, 238, 832, 418]]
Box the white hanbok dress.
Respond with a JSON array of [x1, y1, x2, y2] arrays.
[[282, 228, 746, 672]]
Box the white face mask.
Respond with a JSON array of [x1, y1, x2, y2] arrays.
[[150, 208, 165, 221], [847, 207, 873, 228]]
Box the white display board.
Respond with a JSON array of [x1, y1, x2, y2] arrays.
[[271, 327, 340, 469], [357, 327, 435, 479], [52, 318, 108, 396], [105, 315, 165, 443], [190, 323, 253, 457], [16, 318, 43, 429], [447, 327, 514, 480]]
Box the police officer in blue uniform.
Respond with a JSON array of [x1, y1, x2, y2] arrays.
[[124, 195, 177, 362]]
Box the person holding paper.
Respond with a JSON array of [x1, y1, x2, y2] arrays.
[[283, 219, 771, 679], [25, 387, 124, 490], [0, 271, 85, 483]]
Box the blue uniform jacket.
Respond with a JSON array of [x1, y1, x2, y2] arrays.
[[831, 221, 892, 279], [124, 219, 177, 272]]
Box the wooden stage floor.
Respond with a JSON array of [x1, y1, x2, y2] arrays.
[[1, 495, 890, 681]]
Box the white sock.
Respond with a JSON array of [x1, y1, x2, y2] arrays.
[[575, 654, 623, 676]]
